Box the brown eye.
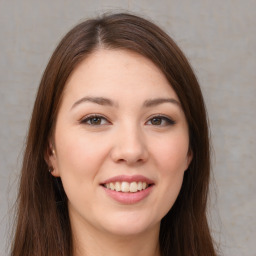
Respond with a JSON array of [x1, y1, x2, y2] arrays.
[[91, 117, 102, 125], [81, 115, 109, 126], [151, 117, 162, 125], [146, 116, 175, 126]]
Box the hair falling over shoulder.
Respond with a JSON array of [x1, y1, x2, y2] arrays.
[[11, 13, 218, 256]]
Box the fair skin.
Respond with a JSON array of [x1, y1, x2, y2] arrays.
[[48, 49, 192, 256]]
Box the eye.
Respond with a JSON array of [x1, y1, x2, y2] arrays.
[[80, 115, 110, 126], [146, 115, 175, 126]]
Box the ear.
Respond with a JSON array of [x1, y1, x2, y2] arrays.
[[44, 141, 60, 177], [185, 148, 193, 171]]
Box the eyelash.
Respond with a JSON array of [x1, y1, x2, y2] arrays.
[[80, 114, 110, 126], [146, 115, 176, 126], [80, 114, 175, 126]]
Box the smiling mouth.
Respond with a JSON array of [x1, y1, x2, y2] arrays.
[[102, 181, 152, 193]]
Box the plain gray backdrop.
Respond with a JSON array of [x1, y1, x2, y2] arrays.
[[0, 0, 255, 255]]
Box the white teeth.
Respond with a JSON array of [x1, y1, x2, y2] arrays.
[[104, 181, 150, 193], [110, 182, 115, 190], [129, 182, 137, 192], [121, 181, 130, 192], [115, 182, 121, 192], [137, 181, 142, 191]]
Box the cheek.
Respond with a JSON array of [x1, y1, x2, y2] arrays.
[[151, 133, 190, 175], [53, 130, 113, 204], [156, 140, 187, 192], [54, 132, 103, 205], [149, 134, 189, 214], [55, 129, 110, 175]]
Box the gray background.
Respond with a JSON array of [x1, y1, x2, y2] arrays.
[[0, 0, 255, 255]]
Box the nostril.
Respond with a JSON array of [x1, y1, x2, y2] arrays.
[[110, 137, 148, 164]]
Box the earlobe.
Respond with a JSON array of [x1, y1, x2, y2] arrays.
[[186, 149, 193, 170], [44, 142, 54, 166], [48, 167, 60, 177], [44, 142, 60, 177]]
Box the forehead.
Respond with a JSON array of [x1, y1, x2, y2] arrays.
[[62, 49, 179, 105]]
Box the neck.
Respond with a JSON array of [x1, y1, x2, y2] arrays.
[[71, 216, 161, 256]]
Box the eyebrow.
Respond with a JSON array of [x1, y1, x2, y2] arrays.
[[71, 96, 180, 110], [71, 97, 116, 110], [143, 98, 180, 107]]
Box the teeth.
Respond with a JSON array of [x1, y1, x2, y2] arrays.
[[121, 182, 130, 192], [115, 181, 121, 192], [137, 181, 142, 191], [104, 181, 150, 193], [110, 182, 115, 190], [130, 182, 137, 192]]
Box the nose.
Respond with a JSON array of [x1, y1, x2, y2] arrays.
[[110, 125, 149, 165]]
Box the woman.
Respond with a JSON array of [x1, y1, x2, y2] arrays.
[[11, 13, 217, 256]]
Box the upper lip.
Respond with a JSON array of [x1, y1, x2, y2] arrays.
[[101, 175, 154, 185]]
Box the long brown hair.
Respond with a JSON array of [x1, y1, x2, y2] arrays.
[[11, 13, 217, 256]]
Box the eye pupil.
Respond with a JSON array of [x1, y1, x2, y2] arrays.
[[91, 117, 101, 125], [151, 118, 161, 125]]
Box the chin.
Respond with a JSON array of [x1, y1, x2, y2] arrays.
[[100, 212, 160, 237]]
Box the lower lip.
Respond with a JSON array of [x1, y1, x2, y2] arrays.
[[102, 185, 154, 204]]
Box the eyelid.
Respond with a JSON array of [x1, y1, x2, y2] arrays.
[[79, 113, 175, 126], [145, 114, 176, 126], [79, 114, 111, 125]]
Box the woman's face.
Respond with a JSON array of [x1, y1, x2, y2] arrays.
[[49, 49, 192, 237]]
